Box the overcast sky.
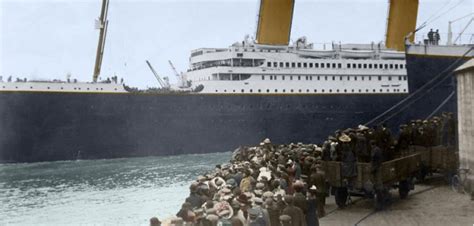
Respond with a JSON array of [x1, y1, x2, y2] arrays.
[[1, 0, 473, 88]]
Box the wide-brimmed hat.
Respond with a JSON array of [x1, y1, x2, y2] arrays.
[[358, 125, 369, 131], [279, 215, 292, 222], [237, 194, 251, 205], [253, 197, 263, 205], [263, 138, 271, 144], [293, 180, 304, 189], [262, 191, 274, 199], [339, 134, 351, 142]]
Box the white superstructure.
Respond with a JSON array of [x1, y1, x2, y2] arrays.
[[186, 38, 409, 94], [0, 79, 127, 93]]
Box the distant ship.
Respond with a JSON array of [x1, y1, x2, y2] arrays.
[[0, 0, 470, 163]]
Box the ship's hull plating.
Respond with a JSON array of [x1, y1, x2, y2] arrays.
[[1, 92, 411, 162]]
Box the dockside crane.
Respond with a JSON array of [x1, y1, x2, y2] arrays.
[[92, 0, 110, 82], [146, 60, 169, 89], [168, 60, 187, 88]]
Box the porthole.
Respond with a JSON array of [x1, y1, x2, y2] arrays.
[[224, 89, 227, 92], [314, 89, 317, 92], [387, 89, 389, 92], [322, 89, 325, 93], [336, 89, 339, 92], [403, 89, 407, 92], [283, 89, 286, 93], [87, 88, 90, 90], [298, 89, 302, 93], [215, 90, 218, 92], [291, 89, 294, 93], [47, 87, 50, 89], [366, 89, 369, 92], [306, 89, 309, 92], [30, 86, 33, 89], [61, 87, 64, 90], [274, 89, 278, 92], [266, 89, 270, 93], [258, 89, 261, 93], [233, 90, 236, 93], [329, 89, 332, 93], [250, 89, 253, 93], [359, 89, 362, 92], [380, 89, 383, 92], [344, 89, 347, 93], [373, 89, 376, 92], [351, 89, 354, 93], [241, 89, 244, 93]]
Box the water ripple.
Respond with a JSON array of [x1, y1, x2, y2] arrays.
[[0, 152, 231, 225]]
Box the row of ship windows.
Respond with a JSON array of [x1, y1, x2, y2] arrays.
[[262, 75, 408, 81], [1, 86, 116, 91], [266, 61, 405, 70], [215, 88, 407, 93]]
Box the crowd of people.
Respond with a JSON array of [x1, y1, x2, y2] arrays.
[[149, 113, 456, 226]]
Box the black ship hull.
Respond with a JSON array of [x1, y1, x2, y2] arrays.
[[1, 92, 411, 162]]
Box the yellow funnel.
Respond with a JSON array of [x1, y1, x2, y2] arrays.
[[386, 0, 419, 51], [256, 0, 295, 46]]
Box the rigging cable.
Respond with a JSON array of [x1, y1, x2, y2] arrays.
[[414, 0, 466, 33], [364, 46, 473, 126], [425, 91, 455, 120]]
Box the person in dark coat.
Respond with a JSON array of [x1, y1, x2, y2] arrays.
[[306, 186, 320, 226], [370, 140, 384, 190], [428, 29, 434, 44], [265, 198, 281, 226], [282, 195, 305, 226], [397, 124, 411, 156], [186, 183, 204, 208], [355, 130, 369, 162], [292, 181, 308, 215], [339, 134, 357, 180], [176, 202, 195, 223], [321, 139, 332, 161]]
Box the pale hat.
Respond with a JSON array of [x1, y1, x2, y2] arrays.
[[339, 134, 351, 142]]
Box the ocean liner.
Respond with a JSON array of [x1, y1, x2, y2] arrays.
[[0, 0, 467, 162]]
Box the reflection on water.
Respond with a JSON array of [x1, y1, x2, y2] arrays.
[[0, 152, 231, 225]]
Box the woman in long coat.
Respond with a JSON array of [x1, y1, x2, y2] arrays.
[[306, 186, 319, 226]]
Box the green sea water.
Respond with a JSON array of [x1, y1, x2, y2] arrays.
[[0, 152, 231, 225]]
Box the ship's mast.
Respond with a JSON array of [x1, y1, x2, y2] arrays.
[[93, 0, 110, 82]]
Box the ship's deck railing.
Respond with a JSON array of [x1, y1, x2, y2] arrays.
[[414, 32, 474, 45]]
